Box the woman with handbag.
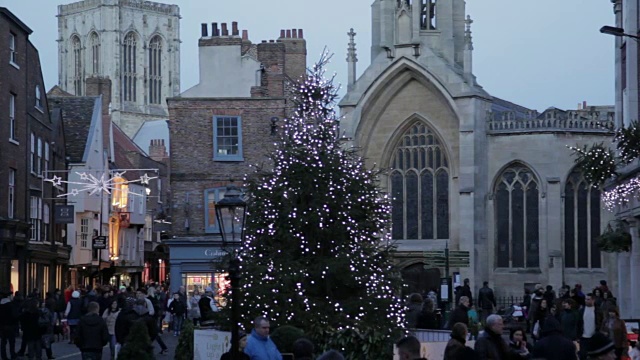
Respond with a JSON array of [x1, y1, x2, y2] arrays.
[[189, 289, 201, 326]]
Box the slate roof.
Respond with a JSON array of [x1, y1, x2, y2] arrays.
[[112, 123, 154, 180], [49, 96, 99, 163], [491, 97, 533, 120]]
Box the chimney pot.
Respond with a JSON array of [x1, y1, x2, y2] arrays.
[[286, 29, 291, 38], [298, 29, 304, 38], [583, 100, 587, 109], [269, 39, 275, 43], [212, 22, 219, 37], [242, 30, 249, 40], [292, 29, 298, 38], [232, 21, 239, 36], [201, 23, 208, 37], [261, 40, 267, 43], [280, 29, 285, 38], [221, 23, 229, 36]]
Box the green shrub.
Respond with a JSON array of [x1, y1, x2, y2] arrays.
[[174, 320, 195, 360], [118, 320, 155, 360]]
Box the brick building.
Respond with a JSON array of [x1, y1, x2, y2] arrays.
[[0, 8, 71, 294], [166, 22, 306, 293]]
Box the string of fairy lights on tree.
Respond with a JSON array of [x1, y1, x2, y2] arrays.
[[569, 120, 640, 210], [233, 51, 405, 358]]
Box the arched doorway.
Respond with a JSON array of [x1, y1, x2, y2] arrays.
[[401, 263, 441, 297]]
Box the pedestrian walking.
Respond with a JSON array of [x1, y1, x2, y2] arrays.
[[443, 323, 477, 360], [0, 291, 18, 360], [508, 327, 532, 358], [560, 299, 579, 341], [405, 293, 423, 329], [531, 317, 578, 360], [198, 287, 218, 324], [133, 299, 168, 355], [586, 332, 616, 360], [448, 296, 470, 329], [578, 293, 604, 360], [102, 300, 120, 360], [114, 297, 139, 350], [188, 289, 201, 326], [474, 315, 513, 360], [396, 335, 427, 360], [75, 302, 109, 360], [64, 291, 82, 345], [167, 293, 186, 336], [600, 307, 628, 360], [477, 282, 496, 324], [244, 316, 282, 360], [39, 302, 55, 360], [19, 299, 44, 360]]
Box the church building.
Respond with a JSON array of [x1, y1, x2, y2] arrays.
[[339, 0, 616, 296], [56, 0, 181, 137]]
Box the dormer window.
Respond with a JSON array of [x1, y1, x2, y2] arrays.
[[35, 85, 42, 109]]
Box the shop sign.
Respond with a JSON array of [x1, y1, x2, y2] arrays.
[[204, 249, 226, 257], [54, 205, 75, 224], [194, 329, 230, 360]]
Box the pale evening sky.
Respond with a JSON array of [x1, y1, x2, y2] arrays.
[[0, 0, 616, 111]]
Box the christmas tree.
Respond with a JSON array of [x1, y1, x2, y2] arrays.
[[118, 320, 155, 360], [238, 53, 405, 359]]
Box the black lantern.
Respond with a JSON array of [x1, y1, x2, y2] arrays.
[[214, 184, 246, 360], [214, 185, 247, 245]]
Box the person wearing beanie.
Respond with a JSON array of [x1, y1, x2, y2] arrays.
[[586, 332, 616, 360], [64, 290, 83, 345]]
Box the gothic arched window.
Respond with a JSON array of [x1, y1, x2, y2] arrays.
[[390, 122, 449, 240], [123, 32, 137, 102], [148, 35, 163, 104], [564, 170, 601, 268], [71, 35, 82, 95], [90, 32, 100, 75], [495, 165, 539, 268]]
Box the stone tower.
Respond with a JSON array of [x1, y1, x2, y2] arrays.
[[57, 0, 180, 137]]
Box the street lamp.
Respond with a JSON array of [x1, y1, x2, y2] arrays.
[[600, 25, 640, 40], [214, 185, 247, 360]]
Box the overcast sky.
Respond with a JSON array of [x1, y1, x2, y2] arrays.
[[0, 0, 615, 111]]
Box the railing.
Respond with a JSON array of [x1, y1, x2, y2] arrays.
[[487, 119, 614, 134], [495, 296, 525, 310]]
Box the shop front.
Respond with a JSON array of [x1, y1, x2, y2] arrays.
[[165, 238, 230, 304]]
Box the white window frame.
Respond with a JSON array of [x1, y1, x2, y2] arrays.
[[35, 85, 42, 110], [43, 203, 50, 242], [8, 169, 15, 219], [9, 32, 18, 68], [30, 196, 42, 241], [213, 116, 244, 161], [80, 218, 90, 248], [44, 142, 49, 175], [9, 94, 17, 142], [30, 133, 35, 174], [37, 137, 42, 176]]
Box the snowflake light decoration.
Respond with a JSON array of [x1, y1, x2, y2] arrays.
[[45, 171, 158, 198]]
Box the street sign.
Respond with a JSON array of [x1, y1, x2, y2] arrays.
[[93, 235, 107, 249]]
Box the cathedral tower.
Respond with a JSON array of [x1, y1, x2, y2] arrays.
[[57, 0, 181, 137]]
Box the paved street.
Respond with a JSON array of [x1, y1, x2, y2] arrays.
[[13, 331, 179, 360]]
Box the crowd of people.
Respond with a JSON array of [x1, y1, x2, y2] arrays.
[[403, 279, 639, 360], [0, 282, 224, 360]]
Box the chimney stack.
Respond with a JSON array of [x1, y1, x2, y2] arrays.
[[201, 23, 208, 37], [292, 29, 298, 38], [280, 29, 285, 38], [286, 29, 291, 38], [212, 22, 219, 36], [149, 139, 168, 162], [583, 100, 587, 109], [298, 29, 304, 38], [232, 21, 239, 36], [242, 30, 249, 40], [221, 23, 228, 36]]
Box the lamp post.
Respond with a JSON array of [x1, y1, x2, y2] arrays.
[[214, 185, 247, 360], [600, 26, 640, 40]]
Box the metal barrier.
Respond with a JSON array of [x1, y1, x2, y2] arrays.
[[411, 329, 451, 342]]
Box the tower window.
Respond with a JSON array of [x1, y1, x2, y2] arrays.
[[123, 32, 138, 102], [71, 35, 83, 95], [90, 32, 100, 75], [420, 0, 437, 30], [148, 36, 163, 104]]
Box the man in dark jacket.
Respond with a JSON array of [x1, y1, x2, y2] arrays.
[[115, 298, 139, 345], [0, 291, 18, 360], [477, 282, 496, 323], [76, 301, 109, 360], [396, 335, 427, 360], [474, 315, 513, 360], [449, 296, 470, 329], [531, 316, 577, 360]]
